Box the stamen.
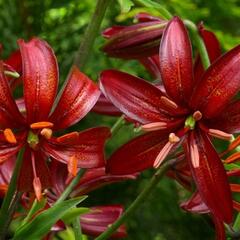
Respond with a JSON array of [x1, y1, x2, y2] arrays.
[[3, 128, 17, 144], [40, 128, 53, 140], [230, 184, 240, 193], [0, 184, 8, 194], [31, 152, 42, 201], [153, 142, 173, 168], [4, 70, 20, 78], [33, 177, 42, 201], [57, 132, 79, 144], [224, 152, 240, 164], [208, 129, 233, 141], [169, 133, 180, 143], [228, 135, 240, 152], [68, 155, 78, 177], [190, 140, 199, 168], [160, 96, 178, 109], [30, 121, 54, 129], [192, 111, 202, 121], [141, 122, 167, 132]]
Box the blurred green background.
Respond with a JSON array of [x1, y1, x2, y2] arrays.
[[0, 0, 239, 239]]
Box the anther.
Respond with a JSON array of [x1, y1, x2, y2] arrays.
[[193, 111, 202, 121], [190, 140, 199, 168], [153, 142, 173, 168], [160, 96, 178, 109], [168, 133, 180, 143], [141, 122, 167, 132], [30, 121, 54, 129], [3, 128, 17, 144], [208, 129, 233, 141], [33, 177, 42, 201], [68, 155, 78, 177], [40, 128, 53, 140]]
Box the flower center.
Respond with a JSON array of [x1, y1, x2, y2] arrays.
[[184, 110, 202, 130]]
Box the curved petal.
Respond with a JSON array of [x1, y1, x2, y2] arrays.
[[0, 62, 25, 128], [185, 130, 233, 223], [107, 130, 172, 174], [102, 26, 127, 39], [100, 69, 187, 124], [49, 66, 100, 130], [18, 38, 59, 123], [190, 45, 240, 118], [194, 24, 221, 83], [43, 127, 111, 168], [159, 16, 193, 105], [92, 93, 122, 116], [72, 167, 137, 196], [207, 99, 240, 133], [81, 205, 127, 238]]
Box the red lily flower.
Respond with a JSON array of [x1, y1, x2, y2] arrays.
[[0, 38, 110, 200], [100, 16, 240, 223]]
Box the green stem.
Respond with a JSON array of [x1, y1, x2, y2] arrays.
[[72, 217, 82, 240], [132, 0, 172, 19], [0, 148, 25, 239], [184, 20, 210, 70], [95, 159, 175, 240], [55, 169, 86, 205], [21, 199, 38, 226], [73, 0, 111, 70], [111, 115, 126, 136]]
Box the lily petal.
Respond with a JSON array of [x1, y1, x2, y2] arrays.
[[43, 127, 111, 168], [100, 69, 187, 124], [190, 44, 240, 118], [80, 205, 126, 238], [50, 66, 100, 130], [0, 62, 25, 128], [107, 130, 170, 174], [185, 130, 233, 223], [18, 38, 59, 123], [159, 16, 193, 105]]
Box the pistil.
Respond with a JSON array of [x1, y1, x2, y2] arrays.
[[27, 131, 39, 150]]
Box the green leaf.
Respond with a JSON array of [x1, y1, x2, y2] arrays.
[[13, 196, 87, 240], [118, 0, 134, 13], [61, 207, 90, 224]]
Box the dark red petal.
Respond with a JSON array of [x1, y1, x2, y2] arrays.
[[194, 24, 221, 83], [18, 38, 59, 123], [100, 69, 187, 124], [72, 167, 137, 196], [138, 54, 161, 79], [212, 215, 226, 240], [107, 130, 170, 174], [81, 205, 127, 238], [180, 191, 210, 214], [4, 49, 22, 74], [159, 16, 193, 105], [0, 156, 15, 185], [135, 12, 162, 22], [50, 66, 100, 130], [0, 62, 25, 128], [92, 93, 122, 116], [18, 147, 51, 192], [207, 100, 240, 133], [190, 45, 240, 118], [43, 127, 111, 168], [185, 130, 233, 223], [102, 26, 127, 39]]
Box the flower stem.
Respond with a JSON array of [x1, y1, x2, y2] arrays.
[[72, 217, 82, 240], [184, 20, 210, 70], [55, 169, 86, 205], [0, 148, 25, 239], [111, 115, 126, 136], [74, 0, 111, 70], [95, 159, 175, 240]]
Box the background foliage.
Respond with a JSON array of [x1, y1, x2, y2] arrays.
[[0, 0, 239, 239]]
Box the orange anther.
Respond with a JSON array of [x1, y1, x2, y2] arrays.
[[68, 155, 78, 177], [224, 152, 240, 164], [30, 121, 54, 129], [57, 132, 79, 144], [40, 128, 53, 140], [3, 128, 17, 144]]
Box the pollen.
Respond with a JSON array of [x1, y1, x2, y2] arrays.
[[193, 111, 202, 121], [40, 128, 53, 140], [30, 121, 54, 129], [208, 128, 233, 141], [141, 122, 167, 132], [168, 133, 180, 143], [160, 96, 178, 109], [33, 177, 42, 201], [153, 142, 173, 168], [3, 128, 17, 144]]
